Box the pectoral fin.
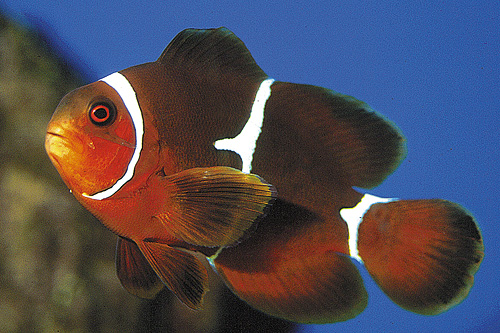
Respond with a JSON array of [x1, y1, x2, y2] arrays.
[[156, 166, 276, 247]]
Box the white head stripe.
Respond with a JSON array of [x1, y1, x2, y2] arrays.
[[340, 194, 396, 262], [83, 72, 144, 200], [214, 78, 275, 173]]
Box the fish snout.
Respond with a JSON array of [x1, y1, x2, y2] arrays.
[[45, 123, 85, 158]]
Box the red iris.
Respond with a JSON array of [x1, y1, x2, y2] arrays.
[[89, 102, 116, 126]]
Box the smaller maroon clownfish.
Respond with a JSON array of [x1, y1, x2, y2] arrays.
[[45, 27, 483, 323]]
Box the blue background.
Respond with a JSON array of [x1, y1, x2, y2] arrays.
[[2, 1, 498, 332]]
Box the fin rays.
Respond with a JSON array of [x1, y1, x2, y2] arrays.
[[136, 240, 208, 309], [115, 237, 164, 299], [116, 237, 209, 308], [158, 27, 266, 80], [156, 166, 276, 247], [357, 199, 483, 315]]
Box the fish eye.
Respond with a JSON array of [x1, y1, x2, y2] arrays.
[[89, 102, 116, 126]]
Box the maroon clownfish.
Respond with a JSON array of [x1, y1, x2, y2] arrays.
[[45, 27, 483, 323]]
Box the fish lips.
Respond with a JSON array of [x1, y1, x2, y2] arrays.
[[45, 125, 85, 160]]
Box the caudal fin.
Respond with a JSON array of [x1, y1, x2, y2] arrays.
[[357, 199, 484, 315]]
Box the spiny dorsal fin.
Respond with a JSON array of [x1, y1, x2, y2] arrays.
[[153, 28, 269, 145], [158, 27, 267, 80]]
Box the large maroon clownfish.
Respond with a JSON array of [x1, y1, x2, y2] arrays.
[[45, 27, 483, 323]]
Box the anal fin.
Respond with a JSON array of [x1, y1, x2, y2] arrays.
[[215, 251, 367, 324], [212, 200, 366, 324]]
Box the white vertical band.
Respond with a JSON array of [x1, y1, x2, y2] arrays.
[[340, 193, 396, 262], [214, 78, 275, 173], [83, 72, 144, 200]]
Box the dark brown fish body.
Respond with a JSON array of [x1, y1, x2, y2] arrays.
[[45, 27, 483, 323]]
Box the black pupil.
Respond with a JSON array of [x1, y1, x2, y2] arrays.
[[90, 102, 115, 126], [94, 107, 108, 120]]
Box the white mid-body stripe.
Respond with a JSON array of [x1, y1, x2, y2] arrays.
[[340, 193, 396, 262], [83, 72, 144, 200], [214, 78, 275, 174]]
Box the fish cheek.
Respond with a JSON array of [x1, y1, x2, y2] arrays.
[[110, 107, 136, 147], [78, 135, 135, 194]]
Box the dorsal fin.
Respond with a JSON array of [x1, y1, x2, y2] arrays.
[[130, 27, 269, 154], [158, 27, 267, 81], [250, 82, 407, 198]]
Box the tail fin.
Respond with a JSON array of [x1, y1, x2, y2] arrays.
[[355, 199, 484, 315]]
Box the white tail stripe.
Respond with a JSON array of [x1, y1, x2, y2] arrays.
[[340, 194, 396, 262], [214, 78, 275, 174], [83, 72, 144, 200]]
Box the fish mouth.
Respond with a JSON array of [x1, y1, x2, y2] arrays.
[[45, 126, 84, 158], [46, 131, 64, 140], [45, 133, 70, 160]]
